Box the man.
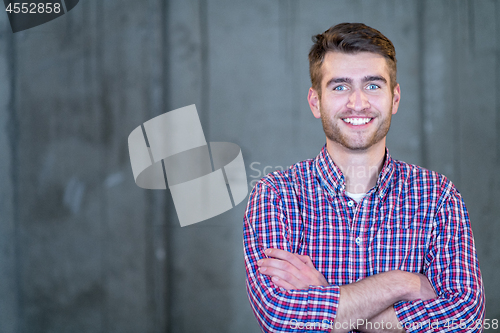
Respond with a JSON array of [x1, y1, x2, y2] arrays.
[[243, 23, 484, 332]]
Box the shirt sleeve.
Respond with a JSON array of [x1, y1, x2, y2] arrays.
[[243, 180, 340, 332], [394, 190, 485, 332]]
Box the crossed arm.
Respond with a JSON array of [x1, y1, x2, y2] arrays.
[[258, 248, 437, 333], [245, 181, 484, 332]]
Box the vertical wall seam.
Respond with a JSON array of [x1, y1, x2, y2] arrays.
[[452, 0, 462, 188], [467, 0, 475, 55], [278, 0, 286, 60], [93, 0, 108, 331], [496, 0, 500, 166], [162, 1, 172, 332], [417, 0, 428, 168], [8, 24, 21, 333], [280, 0, 299, 146], [199, 0, 209, 137], [290, 0, 299, 148], [60, 0, 68, 13]]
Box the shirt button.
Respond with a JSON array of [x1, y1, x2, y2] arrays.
[[347, 201, 354, 207], [355, 237, 362, 246]]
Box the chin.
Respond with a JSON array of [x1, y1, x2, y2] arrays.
[[329, 135, 383, 151], [342, 143, 373, 151]]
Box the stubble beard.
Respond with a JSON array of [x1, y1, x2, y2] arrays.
[[320, 106, 393, 151]]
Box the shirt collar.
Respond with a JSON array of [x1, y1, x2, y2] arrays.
[[314, 144, 395, 199]]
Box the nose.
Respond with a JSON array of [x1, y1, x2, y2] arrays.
[[346, 89, 370, 111]]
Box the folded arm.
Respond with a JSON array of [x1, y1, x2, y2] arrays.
[[392, 193, 485, 332], [244, 182, 341, 332], [244, 179, 484, 332], [259, 248, 436, 332], [256, 190, 485, 332]]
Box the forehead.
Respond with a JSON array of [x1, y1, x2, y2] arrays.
[[320, 51, 390, 85]]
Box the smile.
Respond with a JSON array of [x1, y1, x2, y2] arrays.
[[342, 117, 372, 125]]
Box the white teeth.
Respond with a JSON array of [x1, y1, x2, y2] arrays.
[[343, 117, 371, 125]]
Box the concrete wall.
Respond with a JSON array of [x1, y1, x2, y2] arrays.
[[0, 8, 19, 333], [0, 1, 498, 332]]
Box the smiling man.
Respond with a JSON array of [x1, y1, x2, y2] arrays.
[[243, 23, 484, 332]]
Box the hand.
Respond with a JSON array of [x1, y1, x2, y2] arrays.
[[257, 248, 329, 290]]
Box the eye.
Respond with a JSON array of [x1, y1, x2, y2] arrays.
[[334, 85, 347, 91], [367, 84, 380, 90]]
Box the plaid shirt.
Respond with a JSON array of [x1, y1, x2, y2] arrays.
[[243, 145, 484, 332]]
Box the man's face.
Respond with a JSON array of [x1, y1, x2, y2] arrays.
[[308, 51, 400, 151]]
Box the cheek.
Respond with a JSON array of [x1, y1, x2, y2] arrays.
[[369, 96, 392, 111], [321, 96, 346, 113]]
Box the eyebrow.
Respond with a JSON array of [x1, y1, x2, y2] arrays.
[[364, 75, 387, 84], [325, 75, 387, 88]]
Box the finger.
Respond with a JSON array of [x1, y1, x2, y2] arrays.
[[259, 256, 315, 284], [265, 249, 316, 276], [258, 258, 302, 280], [271, 276, 296, 291], [297, 254, 316, 268], [259, 258, 328, 288], [258, 265, 304, 289], [266, 249, 313, 271], [265, 248, 308, 270]]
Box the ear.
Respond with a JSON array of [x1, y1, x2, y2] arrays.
[[308, 87, 321, 119], [391, 83, 401, 115]]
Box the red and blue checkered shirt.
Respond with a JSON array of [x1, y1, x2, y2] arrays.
[[243, 145, 485, 332]]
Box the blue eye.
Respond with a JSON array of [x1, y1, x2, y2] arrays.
[[334, 85, 347, 91], [367, 84, 379, 90]]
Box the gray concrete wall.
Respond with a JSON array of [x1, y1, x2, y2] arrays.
[[0, 8, 19, 333], [0, 1, 499, 332]]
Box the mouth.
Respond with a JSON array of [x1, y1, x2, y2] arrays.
[[342, 117, 373, 126]]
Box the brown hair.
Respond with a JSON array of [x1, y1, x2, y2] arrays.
[[309, 23, 397, 97]]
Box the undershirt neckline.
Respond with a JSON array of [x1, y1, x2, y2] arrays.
[[345, 191, 366, 203]]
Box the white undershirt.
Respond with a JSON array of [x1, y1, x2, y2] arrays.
[[345, 191, 366, 203]]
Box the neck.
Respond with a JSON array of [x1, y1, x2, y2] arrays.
[[326, 139, 386, 194]]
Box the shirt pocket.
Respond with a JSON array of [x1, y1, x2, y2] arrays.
[[368, 227, 430, 274]]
